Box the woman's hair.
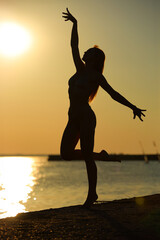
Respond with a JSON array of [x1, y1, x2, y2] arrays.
[[89, 45, 105, 102]]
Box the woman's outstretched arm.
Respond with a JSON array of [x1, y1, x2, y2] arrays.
[[62, 8, 84, 71], [99, 75, 146, 121]]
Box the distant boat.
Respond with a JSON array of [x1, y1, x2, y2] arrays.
[[144, 155, 149, 163], [153, 141, 160, 162], [139, 141, 149, 163]]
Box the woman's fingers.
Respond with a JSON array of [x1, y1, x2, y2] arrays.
[[133, 108, 146, 121], [133, 112, 136, 119], [62, 11, 71, 20], [62, 15, 68, 18], [62, 12, 69, 21], [62, 9, 77, 23], [62, 13, 69, 17], [140, 109, 146, 117], [62, 16, 69, 21], [66, 8, 70, 13], [62, 8, 71, 17]]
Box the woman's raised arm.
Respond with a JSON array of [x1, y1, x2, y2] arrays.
[[62, 8, 84, 71]]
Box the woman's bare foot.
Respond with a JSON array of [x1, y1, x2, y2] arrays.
[[100, 150, 121, 162], [83, 193, 98, 208]]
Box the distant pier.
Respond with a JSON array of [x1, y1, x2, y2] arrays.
[[48, 154, 160, 161]]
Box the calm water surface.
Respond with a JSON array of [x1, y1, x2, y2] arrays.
[[0, 156, 160, 218]]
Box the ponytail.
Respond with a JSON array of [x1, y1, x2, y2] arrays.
[[89, 46, 105, 102]]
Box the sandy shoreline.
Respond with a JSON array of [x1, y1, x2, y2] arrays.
[[0, 194, 160, 240]]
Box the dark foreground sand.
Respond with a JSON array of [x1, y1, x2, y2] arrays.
[[0, 194, 160, 240]]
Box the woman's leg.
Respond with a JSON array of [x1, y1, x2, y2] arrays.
[[60, 121, 80, 160], [61, 119, 118, 162], [80, 111, 98, 207], [61, 120, 108, 160]]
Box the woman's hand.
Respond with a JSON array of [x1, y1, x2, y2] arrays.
[[133, 107, 146, 121], [62, 8, 77, 23]]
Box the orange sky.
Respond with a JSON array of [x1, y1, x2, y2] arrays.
[[0, 0, 159, 155]]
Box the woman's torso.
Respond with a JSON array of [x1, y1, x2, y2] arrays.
[[68, 69, 99, 119], [68, 69, 99, 104]]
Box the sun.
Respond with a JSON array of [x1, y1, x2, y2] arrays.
[[0, 22, 32, 58]]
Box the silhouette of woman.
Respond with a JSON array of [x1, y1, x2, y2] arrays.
[[61, 8, 146, 207]]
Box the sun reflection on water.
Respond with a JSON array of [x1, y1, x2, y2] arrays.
[[0, 157, 35, 218]]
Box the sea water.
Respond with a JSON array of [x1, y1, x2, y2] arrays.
[[0, 156, 160, 218]]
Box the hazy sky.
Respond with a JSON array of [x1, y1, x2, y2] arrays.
[[0, 0, 159, 155]]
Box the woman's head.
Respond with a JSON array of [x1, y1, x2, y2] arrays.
[[82, 46, 105, 73]]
